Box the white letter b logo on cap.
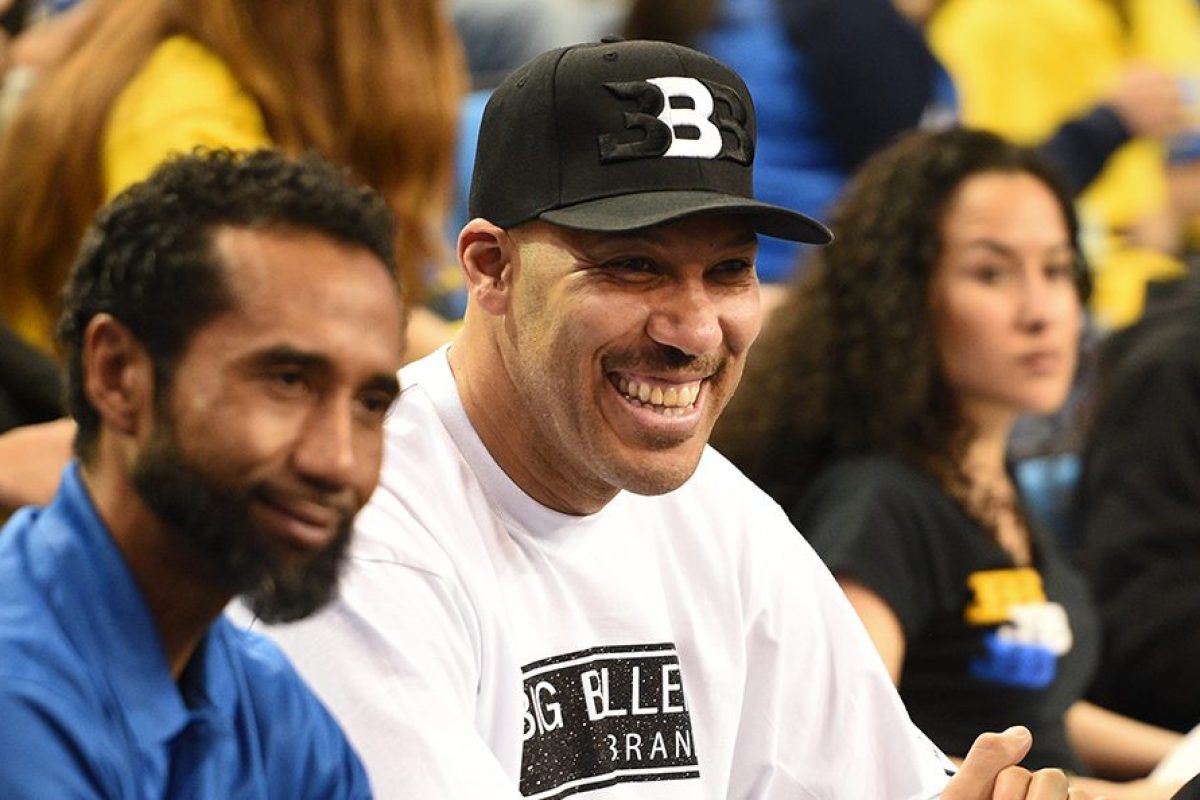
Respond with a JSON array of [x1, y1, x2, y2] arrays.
[[597, 76, 752, 164], [647, 77, 722, 158]]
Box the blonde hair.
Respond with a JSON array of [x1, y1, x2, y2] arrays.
[[0, 0, 465, 352]]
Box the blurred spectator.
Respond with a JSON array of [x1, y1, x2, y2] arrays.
[[923, 0, 1200, 545], [1078, 280, 1200, 734], [929, 0, 1200, 328], [0, 420, 72, 519], [0, 0, 466, 360], [445, 0, 627, 291], [0, 0, 18, 72], [452, 0, 625, 88], [0, 319, 61, 434], [1, 2, 97, 130], [623, 0, 1173, 325], [624, 0, 951, 297], [714, 127, 1183, 797]]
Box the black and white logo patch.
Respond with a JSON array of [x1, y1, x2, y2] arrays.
[[597, 76, 752, 165], [520, 642, 700, 799]]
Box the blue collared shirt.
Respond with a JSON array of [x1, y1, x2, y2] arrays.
[[0, 464, 372, 799]]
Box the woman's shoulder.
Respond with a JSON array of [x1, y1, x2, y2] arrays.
[[102, 35, 270, 198], [787, 450, 974, 556], [810, 453, 947, 502], [132, 35, 242, 89]]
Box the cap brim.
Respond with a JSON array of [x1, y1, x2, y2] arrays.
[[537, 190, 832, 244]]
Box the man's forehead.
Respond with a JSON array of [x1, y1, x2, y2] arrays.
[[520, 215, 758, 249], [201, 227, 401, 344], [213, 225, 320, 277], [209, 225, 287, 296], [212, 225, 393, 295]]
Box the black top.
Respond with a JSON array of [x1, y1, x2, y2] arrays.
[[793, 455, 1100, 772], [1172, 772, 1200, 800], [1079, 289, 1200, 733], [0, 321, 63, 434]]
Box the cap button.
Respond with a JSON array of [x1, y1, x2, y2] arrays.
[[600, 35, 624, 44]]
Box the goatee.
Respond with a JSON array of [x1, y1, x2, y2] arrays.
[[131, 421, 354, 623]]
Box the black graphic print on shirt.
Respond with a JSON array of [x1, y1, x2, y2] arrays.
[[520, 642, 700, 799]]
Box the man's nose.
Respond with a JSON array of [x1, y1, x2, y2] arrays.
[[645, 281, 723, 356], [292, 397, 358, 491]]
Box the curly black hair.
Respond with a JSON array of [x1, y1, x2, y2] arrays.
[[713, 127, 1088, 515], [58, 147, 399, 461]]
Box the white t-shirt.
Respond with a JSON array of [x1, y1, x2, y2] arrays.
[[248, 348, 954, 798]]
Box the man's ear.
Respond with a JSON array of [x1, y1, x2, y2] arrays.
[[458, 218, 517, 316], [82, 314, 155, 440]]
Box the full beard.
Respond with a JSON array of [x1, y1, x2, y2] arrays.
[[130, 422, 353, 624]]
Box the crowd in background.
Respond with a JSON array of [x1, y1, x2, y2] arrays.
[[2, 0, 1200, 791]]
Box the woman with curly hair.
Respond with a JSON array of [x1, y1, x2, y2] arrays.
[[0, 0, 465, 358], [713, 126, 1183, 796]]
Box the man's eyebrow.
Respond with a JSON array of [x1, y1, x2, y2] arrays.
[[247, 346, 400, 395], [365, 373, 402, 399], [249, 345, 333, 370]]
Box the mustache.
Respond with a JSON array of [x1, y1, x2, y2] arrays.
[[253, 483, 360, 525], [601, 345, 725, 378]]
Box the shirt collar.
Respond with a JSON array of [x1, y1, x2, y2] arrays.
[[40, 463, 240, 742], [408, 347, 620, 536]]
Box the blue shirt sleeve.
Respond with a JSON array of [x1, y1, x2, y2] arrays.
[[0, 678, 123, 799], [780, 0, 940, 172]]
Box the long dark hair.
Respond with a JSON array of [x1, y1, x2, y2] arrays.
[[713, 127, 1088, 516]]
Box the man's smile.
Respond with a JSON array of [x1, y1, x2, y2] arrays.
[[611, 372, 704, 417]]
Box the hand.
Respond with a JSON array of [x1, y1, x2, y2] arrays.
[[943, 727, 1091, 799], [1107, 64, 1188, 140], [0, 418, 75, 514]]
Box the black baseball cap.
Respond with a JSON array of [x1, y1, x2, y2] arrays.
[[468, 38, 833, 244]]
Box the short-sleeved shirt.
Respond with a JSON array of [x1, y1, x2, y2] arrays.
[[0, 463, 371, 799], [240, 347, 957, 798], [793, 454, 1100, 772]]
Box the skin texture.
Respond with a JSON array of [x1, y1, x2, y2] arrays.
[[928, 172, 1082, 431], [452, 215, 761, 515], [84, 227, 403, 676], [159, 227, 402, 542]]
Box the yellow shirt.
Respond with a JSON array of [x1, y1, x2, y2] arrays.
[[102, 35, 270, 199], [11, 38, 270, 354]]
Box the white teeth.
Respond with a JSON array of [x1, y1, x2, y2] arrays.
[[618, 378, 702, 411]]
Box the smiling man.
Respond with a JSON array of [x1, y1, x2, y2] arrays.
[[249, 39, 1078, 799], [0, 149, 403, 798]]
